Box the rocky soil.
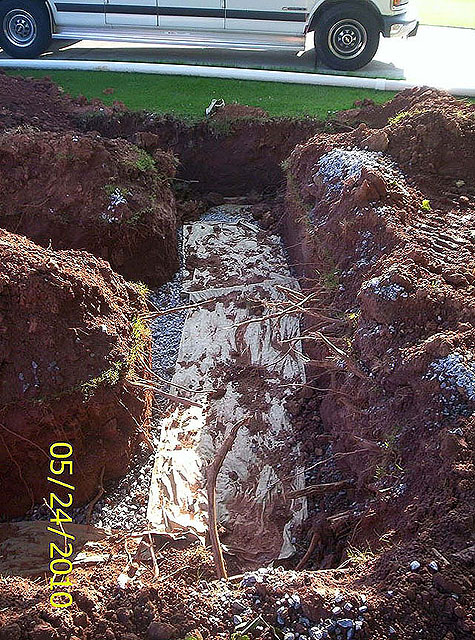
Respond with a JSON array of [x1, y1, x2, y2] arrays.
[[282, 87, 475, 638]]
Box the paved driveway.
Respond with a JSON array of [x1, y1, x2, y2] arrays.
[[1, 25, 474, 91]]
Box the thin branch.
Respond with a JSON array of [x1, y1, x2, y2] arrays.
[[206, 418, 249, 579], [296, 530, 320, 571], [85, 466, 105, 525], [126, 379, 202, 408], [143, 298, 218, 321], [0, 421, 49, 458], [288, 479, 353, 500], [147, 531, 160, 578]]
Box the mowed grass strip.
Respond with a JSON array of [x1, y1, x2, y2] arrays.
[[9, 69, 396, 119], [416, 0, 475, 28]]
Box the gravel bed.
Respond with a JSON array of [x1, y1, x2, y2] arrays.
[[24, 206, 262, 529], [83, 205, 255, 530]]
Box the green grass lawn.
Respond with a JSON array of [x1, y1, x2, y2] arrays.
[[10, 69, 397, 119], [416, 0, 475, 28]]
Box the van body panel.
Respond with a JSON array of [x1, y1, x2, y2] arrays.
[[44, 0, 417, 54], [105, 1, 158, 27], [53, 1, 105, 28]]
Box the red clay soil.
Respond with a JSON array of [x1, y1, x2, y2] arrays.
[[0, 229, 152, 517], [210, 103, 270, 120], [0, 129, 179, 287], [1, 76, 475, 640], [0, 71, 125, 132], [78, 110, 331, 197], [281, 89, 475, 638], [0, 72, 331, 198]]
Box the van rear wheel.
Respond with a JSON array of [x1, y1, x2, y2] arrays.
[[315, 3, 380, 71], [0, 0, 51, 58]]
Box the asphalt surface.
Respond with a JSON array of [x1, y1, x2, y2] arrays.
[[1, 25, 474, 90]]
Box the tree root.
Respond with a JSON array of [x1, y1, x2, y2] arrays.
[[206, 418, 248, 580]]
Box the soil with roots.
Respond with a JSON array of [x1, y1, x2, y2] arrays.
[[0, 129, 178, 287], [0, 229, 152, 517], [0, 76, 474, 640]]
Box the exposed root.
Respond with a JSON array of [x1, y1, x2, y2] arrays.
[[296, 530, 320, 571], [206, 418, 248, 579], [127, 379, 202, 408], [0, 421, 49, 458], [288, 479, 353, 500]]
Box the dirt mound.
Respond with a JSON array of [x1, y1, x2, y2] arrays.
[[0, 230, 152, 517], [282, 95, 475, 637], [0, 71, 126, 132], [0, 129, 179, 286], [338, 87, 475, 182]]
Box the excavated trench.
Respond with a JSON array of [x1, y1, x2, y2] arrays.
[[11, 107, 358, 574], [1, 80, 475, 640]]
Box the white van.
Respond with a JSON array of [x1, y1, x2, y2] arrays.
[[0, 0, 418, 70]]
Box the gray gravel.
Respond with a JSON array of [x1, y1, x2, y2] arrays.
[[84, 205, 256, 530], [24, 206, 260, 529]]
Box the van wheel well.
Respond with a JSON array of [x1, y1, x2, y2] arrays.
[[308, 0, 383, 34]]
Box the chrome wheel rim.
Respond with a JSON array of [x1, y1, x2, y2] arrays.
[[328, 19, 367, 59], [3, 9, 37, 47]]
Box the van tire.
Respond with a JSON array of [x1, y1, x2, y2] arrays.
[[315, 3, 380, 71], [0, 0, 51, 58]]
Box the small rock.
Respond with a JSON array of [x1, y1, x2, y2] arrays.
[[241, 574, 257, 587], [337, 620, 353, 629], [410, 561, 421, 572], [291, 594, 302, 609], [147, 622, 177, 640]]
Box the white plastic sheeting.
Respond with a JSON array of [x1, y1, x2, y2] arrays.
[[147, 220, 307, 568]]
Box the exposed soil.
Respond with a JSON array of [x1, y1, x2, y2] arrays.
[[0, 71, 125, 132], [0, 75, 474, 640], [0, 229, 152, 517], [0, 129, 178, 287], [281, 87, 475, 638], [76, 109, 346, 198]]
